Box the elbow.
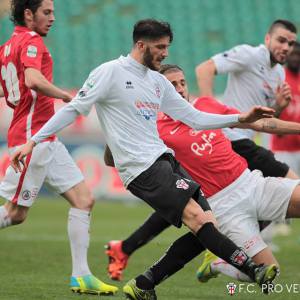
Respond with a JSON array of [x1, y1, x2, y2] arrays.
[[195, 60, 215, 78], [25, 77, 39, 90]]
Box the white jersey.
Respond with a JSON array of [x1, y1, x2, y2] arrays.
[[31, 55, 240, 186], [67, 55, 239, 186], [212, 44, 285, 140]]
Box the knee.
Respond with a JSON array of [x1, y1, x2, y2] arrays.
[[4, 203, 28, 225], [10, 211, 27, 225], [184, 210, 209, 234], [75, 191, 95, 211]]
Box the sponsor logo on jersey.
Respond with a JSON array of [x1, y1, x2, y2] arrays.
[[27, 45, 38, 58], [126, 81, 134, 89], [78, 78, 95, 98], [170, 124, 181, 135], [176, 179, 189, 190], [78, 90, 87, 98], [191, 132, 217, 156], [86, 78, 95, 89], [135, 100, 159, 120]]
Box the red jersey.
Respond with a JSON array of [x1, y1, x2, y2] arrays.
[[0, 26, 55, 147], [271, 68, 300, 151], [158, 97, 247, 198]]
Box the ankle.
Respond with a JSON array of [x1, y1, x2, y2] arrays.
[[135, 275, 154, 290]]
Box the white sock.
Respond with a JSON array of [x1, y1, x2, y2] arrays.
[[211, 258, 252, 282], [0, 206, 12, 229], [68, 208, 92, 277]]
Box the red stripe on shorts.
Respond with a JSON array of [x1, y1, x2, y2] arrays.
[[12, 154, 32, 204]]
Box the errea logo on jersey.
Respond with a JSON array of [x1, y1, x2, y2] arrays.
[[126, 81, 134, 89], [27, 45, 38, 57]]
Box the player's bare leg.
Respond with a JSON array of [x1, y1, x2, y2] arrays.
[[0, 202, 29, 228]]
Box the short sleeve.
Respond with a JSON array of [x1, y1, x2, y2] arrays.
[[20, 34, 45, 71], [70, 62, 114, 116], [212, 44, 256, 74]]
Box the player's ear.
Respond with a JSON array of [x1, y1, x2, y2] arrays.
[[24, 8, 34, 24], [136, 40, 146, 52], [265, 33, 271, 46]]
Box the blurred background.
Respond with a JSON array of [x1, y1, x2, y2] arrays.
[[1, 0, 300, 200], [1, 2, 300, 299]]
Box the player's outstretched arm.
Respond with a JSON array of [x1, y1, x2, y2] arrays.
[[237, 106, 275, 123], [10, 105, 79, 172], [25, 68, 73, 102], [239, 116, 300, 135], [11, 140, 35, 173]]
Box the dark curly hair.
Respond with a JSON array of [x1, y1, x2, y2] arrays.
[[133, 19, 173, 43], [10, 0, 45, 26]]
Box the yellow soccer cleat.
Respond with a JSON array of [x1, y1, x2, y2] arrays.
[[196, 250, 219, 283], [70, 274, 118, 295], [123, 279, 157, 300]]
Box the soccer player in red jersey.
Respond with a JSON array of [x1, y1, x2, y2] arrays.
[[104, 65, 300, 294], [271, 42, 300, 175], [0, 0, 117, 295]]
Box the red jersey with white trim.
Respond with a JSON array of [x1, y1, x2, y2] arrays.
[[0, 26, 55, 147], [158, 97, 247, 198], [271, 68, 300, 151]]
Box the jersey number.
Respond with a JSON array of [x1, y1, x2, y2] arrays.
[[1, 62, 20, 106]]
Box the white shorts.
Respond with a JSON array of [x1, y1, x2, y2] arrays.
[[208, 169, 300, 257], [0, 141, 84, 207]]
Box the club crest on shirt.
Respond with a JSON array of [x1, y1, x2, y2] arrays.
[[176, 179, 189, 190], [155, 86, 161, 98], [22, 190, 31, 200]]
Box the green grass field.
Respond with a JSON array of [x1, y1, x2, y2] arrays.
[[0, 198, 300, 300]]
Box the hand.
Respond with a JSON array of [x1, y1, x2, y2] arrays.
[[62, 92, 73, 103], [10, 140, 36, 173], [238, 106, 275, 123], [275, 82, 292, 110]]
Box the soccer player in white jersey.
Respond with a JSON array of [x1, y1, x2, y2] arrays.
[[10, 19, 278, 300], [0, 0, 117, 295], [196, 19, 298, 180]]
